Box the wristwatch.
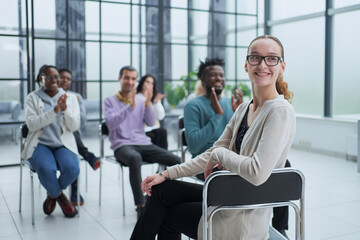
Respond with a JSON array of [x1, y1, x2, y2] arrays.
[[159, 172, 169, 180]]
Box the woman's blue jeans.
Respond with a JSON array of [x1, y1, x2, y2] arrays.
[[28, 143, 79, 198]]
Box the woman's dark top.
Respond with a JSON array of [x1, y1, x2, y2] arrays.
[[235, 103, 251, 152]]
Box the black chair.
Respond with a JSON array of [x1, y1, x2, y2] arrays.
[[19, 124, 80, 225], [178, 116, 188, 163], [98, 121, 156, 216], [202, 169, 305, 240]]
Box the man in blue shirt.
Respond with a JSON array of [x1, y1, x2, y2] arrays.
[[184, 58, 243, 158]]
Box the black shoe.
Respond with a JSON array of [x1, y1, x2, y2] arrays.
[[136, 206, 144, 219], [279, 229, 289, 239]]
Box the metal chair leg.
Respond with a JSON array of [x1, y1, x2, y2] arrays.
[[121, 165, 125, 216], [30, 170, 35, 225], [99, 159, 102, 205], [19, 161, 23, 212], [77, 172, 80, 217], [85, 162, 88, 192]]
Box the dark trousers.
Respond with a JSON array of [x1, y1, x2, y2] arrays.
[[73, 130, 97, 162], [131, 180, 203, 240], [146, 127, 168, 150], [71, 131, 98, 193], [114, 144, 180, 206]]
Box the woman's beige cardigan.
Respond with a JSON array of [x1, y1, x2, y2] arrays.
[[167, 95, 296, 240]]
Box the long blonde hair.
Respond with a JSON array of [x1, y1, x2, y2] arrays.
[[247, 35, 294, 103]]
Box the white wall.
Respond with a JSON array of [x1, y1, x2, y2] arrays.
[[292, 115, 359, 162]]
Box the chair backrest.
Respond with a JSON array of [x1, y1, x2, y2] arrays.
[[179, 116, 184, 129], [178, 116, 187, 146], [21, 124, 28, 139], [205, 169, 303, 207], [203, 169, 305, 240], [100, 120, 109, 136]]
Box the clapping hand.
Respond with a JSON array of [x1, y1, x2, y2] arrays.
[[142, 84, 153, 107], [231, 88, 244, 112], [54, 94, 67, 113], [130, 88, 137, 109], [210, 87, 223, 116], [153, 93, 164, 104]]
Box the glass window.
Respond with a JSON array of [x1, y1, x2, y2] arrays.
[[170, 9, 187, 44], [225, 0, 236, 13], [34, 0, 57, 38], [271, 0, 325, 20], [145, 7, 159, 43], [236, 16, 258, 46], [237, 0, 258, 15], [0, 0, 26, 35], [334, 0, 360, 8], [170, 1, 187, 8], [191, 0, 211, 11], [190, 46, 208, 71], [190, 10, 209, 45], [106, 0, 130, 3], [0, 80, 26, 103], [102, 81, 121, 101], [257, 0, 265, 24], [272, 17, 325, 116], [171, 44, 188, 80], [224, 47, 236, 80], [86, 42, 99, 81], [101, 43, 130, 80], [86, 82, 100, 101], [236, 47, 248, 80], [34, 39, 57, 72], [332, 10, 360, 117], [132, 5, 141, 43], [0, 37, 27, 78], [101, 3, 131, 42], [132, 43, 140, 73], [213, 13, 235, 46], [85, 1, 99, 40]]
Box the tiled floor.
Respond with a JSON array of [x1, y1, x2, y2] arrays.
[[1, 135, 360, 239]]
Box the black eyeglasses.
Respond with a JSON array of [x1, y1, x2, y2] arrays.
[[45, 75, 60, 81], [246, 55, 283, 66]]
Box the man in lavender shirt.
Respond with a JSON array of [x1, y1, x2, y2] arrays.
[[103, 66, 180, 218]]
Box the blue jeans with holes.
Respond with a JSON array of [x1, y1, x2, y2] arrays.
[[28, 143, 79, 198]]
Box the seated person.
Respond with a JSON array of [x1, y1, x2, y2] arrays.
[[59, 68, 101, 206], [137, 74, 167, 150], [103, 66, 181, 218], [185, 57, 290, 238], [130, 35, 296, 239], [23, 65, 80, 218]]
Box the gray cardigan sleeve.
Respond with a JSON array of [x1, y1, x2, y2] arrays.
[[209, 105, 296, 186]]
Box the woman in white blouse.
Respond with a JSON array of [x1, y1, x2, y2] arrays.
[[137, 74, 168, 149]]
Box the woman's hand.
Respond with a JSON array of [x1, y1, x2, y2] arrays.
[[153, 93, 164, 104], [141, 172, 167, 196], [54, 94, 67, 113], [204, 161, 223, 179], [142, 84, 153, 107], [231, 88, 244, 112], [58, 94, 67, 111]]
